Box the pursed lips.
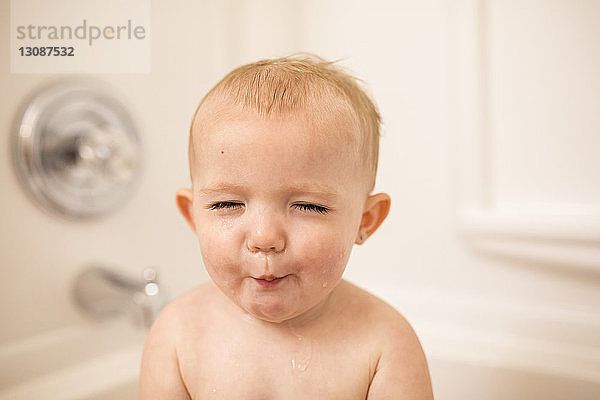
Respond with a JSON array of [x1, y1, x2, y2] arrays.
[[252, 274, 290, 287]]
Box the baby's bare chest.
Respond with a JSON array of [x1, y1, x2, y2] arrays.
[[179, 332, 375, 400]]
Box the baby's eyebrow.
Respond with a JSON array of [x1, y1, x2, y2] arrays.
[[198, 183, 339, 199]]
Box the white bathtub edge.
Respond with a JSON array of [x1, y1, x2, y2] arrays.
[[353, 280, 600, 384], [0, 344, 142, 400]]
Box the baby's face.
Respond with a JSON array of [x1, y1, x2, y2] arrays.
[[186, 104, 368, 324]]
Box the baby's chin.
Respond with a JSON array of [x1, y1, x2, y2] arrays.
[[235, 292, 334, 327], [239, 299, 304, 324], [215, 276, 341, 326]]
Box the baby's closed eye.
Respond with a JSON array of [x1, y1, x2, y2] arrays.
[[206, 201, 329, 214], [292, 203, 329, 214], [207, 201, 244, 210]]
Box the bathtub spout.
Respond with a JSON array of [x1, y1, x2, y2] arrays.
[[73, 265, 168, 328]]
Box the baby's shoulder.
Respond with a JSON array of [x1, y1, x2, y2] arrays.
[[336, 281, 433, 398], [149, 281, 218, 340], [337, 280, 413, 331], [139, 282, 218, 398], [335, 280, 425, 359]]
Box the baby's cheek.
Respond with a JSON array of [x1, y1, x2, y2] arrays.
[[197, 226, 239, 277], [300, 232, 352, 283]]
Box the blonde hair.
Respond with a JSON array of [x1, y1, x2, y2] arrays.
[[188, 54, 382, 191]]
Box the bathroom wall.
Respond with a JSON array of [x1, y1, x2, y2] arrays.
[[1, 0, 598, 392], [0, 0, 227, 343]]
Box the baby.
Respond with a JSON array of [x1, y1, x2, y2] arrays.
[[139, 55, 433, 399]]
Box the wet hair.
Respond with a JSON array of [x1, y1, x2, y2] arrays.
[[188, 54, 381, 191]]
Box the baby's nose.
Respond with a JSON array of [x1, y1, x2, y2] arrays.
[[246, 217, 286, 254], [247, 232, 285, 253]]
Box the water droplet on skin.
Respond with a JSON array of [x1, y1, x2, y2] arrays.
[[322, 281, 328, 288], [295, 361, 308, 371], [290, 335, 312, 372], [289, 329, 312, 372]]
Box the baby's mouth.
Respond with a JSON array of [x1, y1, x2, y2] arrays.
[[252, 274, 289, 288]]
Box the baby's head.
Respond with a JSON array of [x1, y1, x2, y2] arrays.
[[177, 55, 390, 325], [190, 55, 381, 194]]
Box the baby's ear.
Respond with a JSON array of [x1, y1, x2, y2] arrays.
[[175, 188, 197, 233], [356, 193, 391, 244]]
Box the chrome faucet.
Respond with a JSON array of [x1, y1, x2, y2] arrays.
[[73, 265, 168, 328]]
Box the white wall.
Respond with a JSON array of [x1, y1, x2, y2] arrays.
[[1, 0, 598, 393], [0, 0, 225, 343]]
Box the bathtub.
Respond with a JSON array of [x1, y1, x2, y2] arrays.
[[1, 281, 598, 399], [361, 280, 600, 400], [0, 319, 145, 400]]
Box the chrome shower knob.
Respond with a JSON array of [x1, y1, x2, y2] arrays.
[[12, 79, 142, 219]]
